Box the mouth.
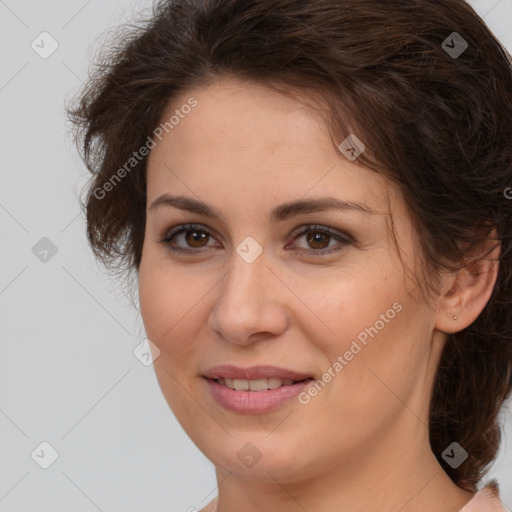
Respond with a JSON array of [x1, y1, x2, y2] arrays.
[[202, 365, 316, 414]]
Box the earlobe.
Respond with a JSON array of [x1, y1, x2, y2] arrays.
[[436, 234, 500, 334]]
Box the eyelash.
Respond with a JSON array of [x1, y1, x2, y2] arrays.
[[158, 223, 353, 256]]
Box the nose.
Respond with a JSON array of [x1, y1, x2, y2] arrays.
[[207, 247, 289, 346]]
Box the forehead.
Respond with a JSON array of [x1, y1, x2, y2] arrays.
[[152, 78, 332, 161], [146, 78, 394, 215]]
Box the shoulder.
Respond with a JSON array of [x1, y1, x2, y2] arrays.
[[458, 479, 508, 512]]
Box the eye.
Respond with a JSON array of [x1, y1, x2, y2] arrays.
[[157, 223, 353, 255], [158, 223, 218, 253], [287, 225, 353, 255]]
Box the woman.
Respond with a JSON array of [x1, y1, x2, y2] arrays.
[[67, 0, 512, 510]]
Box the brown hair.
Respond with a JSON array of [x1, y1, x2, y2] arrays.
[[67, 0, 512, 492]]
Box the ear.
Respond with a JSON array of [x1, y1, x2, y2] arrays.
[[435, 229, 500, 334]]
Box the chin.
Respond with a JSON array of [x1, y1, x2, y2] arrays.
[[198, 433, 316, 483]]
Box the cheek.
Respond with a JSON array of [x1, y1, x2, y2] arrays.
[[300, 266, 422, 404], [302, 265, 403, 352], [138, 270, 167, 341], [310, 278, 427, 410], [138, 259, 209, 363], [138, 259, 183, 348]]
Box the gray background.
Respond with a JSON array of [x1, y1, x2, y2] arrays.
[[0, 1, 511, 511]]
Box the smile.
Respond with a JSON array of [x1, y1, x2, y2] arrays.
[[204, 377, 314, 414]]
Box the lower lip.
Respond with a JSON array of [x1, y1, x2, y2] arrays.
[[204, 378, 313, 414]]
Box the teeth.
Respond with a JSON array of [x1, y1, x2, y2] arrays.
[[248, 379, 268, 391], [267, 377, 283, 389], [217, 377, 299, 391], [233, 379, 249, 391]]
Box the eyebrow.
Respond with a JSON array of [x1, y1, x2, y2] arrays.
[[149, 194, 377, 223]]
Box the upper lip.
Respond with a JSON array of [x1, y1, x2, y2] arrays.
[[203, 364, 313, 381]]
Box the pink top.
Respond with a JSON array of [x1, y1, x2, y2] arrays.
[[200, 479, 508, 511], [458, 479, 508, 512]]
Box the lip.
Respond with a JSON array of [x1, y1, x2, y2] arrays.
[[204, 378, 313, 414], [202, 364, 313, 381]]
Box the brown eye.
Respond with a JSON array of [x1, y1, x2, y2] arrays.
[[183, 230, 209, 248], [305, 230, 332, 250], [160, 224, 218, 252], [290, 225, 353, 256]]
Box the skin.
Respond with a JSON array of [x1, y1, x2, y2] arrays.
[[137, 76, 499, 512]]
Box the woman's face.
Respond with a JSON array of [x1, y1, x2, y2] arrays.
[[138, 77, 446, 483]]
